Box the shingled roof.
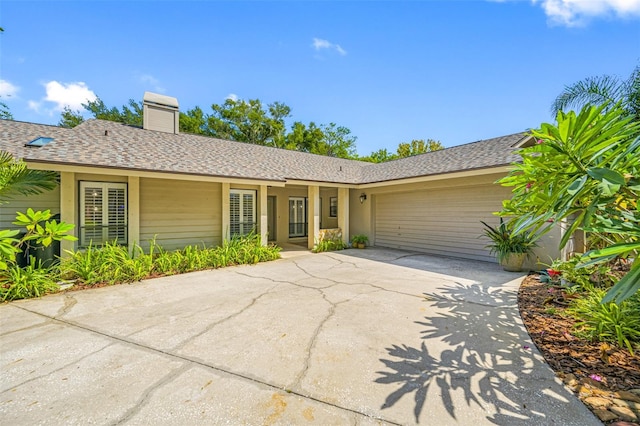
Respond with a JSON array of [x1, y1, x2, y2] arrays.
[[0, 118, 526, 185]]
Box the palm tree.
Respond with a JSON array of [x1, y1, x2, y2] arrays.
[[0, 151, 58, 202], [551, 65, 640, 120]]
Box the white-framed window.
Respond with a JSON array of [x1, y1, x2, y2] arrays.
[[230, 189, 256, 236], [79, 181, 128, 246]]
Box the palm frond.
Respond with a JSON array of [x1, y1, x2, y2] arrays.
[[551, 75, 624, 116], [0, 151, 58, 202]]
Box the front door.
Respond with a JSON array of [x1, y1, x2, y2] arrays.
[[289, 197, 306, 237]]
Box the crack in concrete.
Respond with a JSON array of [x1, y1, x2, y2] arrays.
[[290, 293, 335, 388], [55, 294, 77, 318], [323, 253, 364, 270], [10, 304, 401, 425], [0, 319, 53, 337], [112, 363, 191, 425], [168, 281, 281, 352], [0, 342, 115, 394]]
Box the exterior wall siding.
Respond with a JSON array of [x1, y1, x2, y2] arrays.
[[139, 178, 222, 251], [0, 186, 61, 230]]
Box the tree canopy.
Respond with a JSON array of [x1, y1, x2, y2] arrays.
[[57, 96, 440, 161], [359, 139, 444, 163]]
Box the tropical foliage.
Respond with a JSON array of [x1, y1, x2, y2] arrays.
[[499, 103, 640, 302], [552, 64, 640, 121], [0, 151, 58, 201], [480, 219, 539, 263]]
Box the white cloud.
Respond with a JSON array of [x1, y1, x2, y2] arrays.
[[28, 100, 42, 113], [226, 93, 239, 102], [0, 79, 19, 97], [532, 0, 640, 25], [312, 37, 347, 56], [138, 73, 165, 93], [42, 81, 97, 111]]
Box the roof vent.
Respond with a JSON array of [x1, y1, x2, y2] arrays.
[[142, 92, 179, 134]]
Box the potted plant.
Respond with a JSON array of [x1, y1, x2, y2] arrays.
[[480, 219, 538, 272], [351, 234, 369, 249]]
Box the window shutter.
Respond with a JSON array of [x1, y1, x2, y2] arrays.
[[230, 192, 240, 236], [83, 186, 103, 246], [107, 187, 127, 243]]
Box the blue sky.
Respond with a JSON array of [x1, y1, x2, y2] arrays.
[[1, 1, 638, 156]]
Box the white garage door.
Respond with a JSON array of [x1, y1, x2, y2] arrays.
[[374, 184, 510, 262]]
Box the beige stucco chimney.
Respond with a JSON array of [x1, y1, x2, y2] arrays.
[[142, 92, 179, 134]]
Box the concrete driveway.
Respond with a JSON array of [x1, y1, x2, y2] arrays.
[[0, 248, 599, 425]]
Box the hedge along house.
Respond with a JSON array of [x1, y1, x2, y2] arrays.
[[0, 92, 563, 268]]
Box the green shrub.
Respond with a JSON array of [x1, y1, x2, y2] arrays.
[[60, 234, 281, 287], [313, 238, 346, 253], [0, 258, 59, 301], [568, 288, 640, 354]]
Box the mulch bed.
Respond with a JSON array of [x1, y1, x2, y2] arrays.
[[518, 274, 640, 424]]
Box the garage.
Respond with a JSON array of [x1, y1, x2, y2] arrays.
[[374, 180, 512, 262]]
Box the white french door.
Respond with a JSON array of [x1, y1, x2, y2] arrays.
[[289, 197, 307, 237]]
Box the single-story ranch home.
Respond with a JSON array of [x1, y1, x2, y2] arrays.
[[1, 92, 565, 268]]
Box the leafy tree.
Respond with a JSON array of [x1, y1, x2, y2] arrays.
[[314, 123, 357, 158], [58, 107, 85, 128], [207, 98, 290, 147], [57, 97, 144, 129], [359, 148, 397, 163], [179, 106, 209, 135], [57, 95, 360, 158], [396, 139, 444, 158], [286, 121, 324, 152], [84, 98, 144, 126], [499, 103, 640, 302], [0, 100, 12, 120], [552, 65, 640, 120], [361, 139, 444, 163]]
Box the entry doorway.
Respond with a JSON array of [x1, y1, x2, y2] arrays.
[[267, 196, 276, 242], [289, 197, 307, 237]]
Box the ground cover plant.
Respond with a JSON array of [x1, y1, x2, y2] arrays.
[[59, 233, 281, 287], [312, 237, 347, 253], [1, 234, 281, 301]]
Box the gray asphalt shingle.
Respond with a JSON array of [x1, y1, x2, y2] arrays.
[[0, 119, 526, 184]]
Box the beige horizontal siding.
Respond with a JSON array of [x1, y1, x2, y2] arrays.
[[0, 186, 61, 230], [139, 178, 221, 251], [374, 184, 511, 262]]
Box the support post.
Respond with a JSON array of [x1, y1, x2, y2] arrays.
[[222, 183, 230, 242], [59, 172, 76, 256], [338, 187, 349, 245], [127, 176, 140, 251], [259, 185, 268, 246], [307, 185, 320, 249]]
